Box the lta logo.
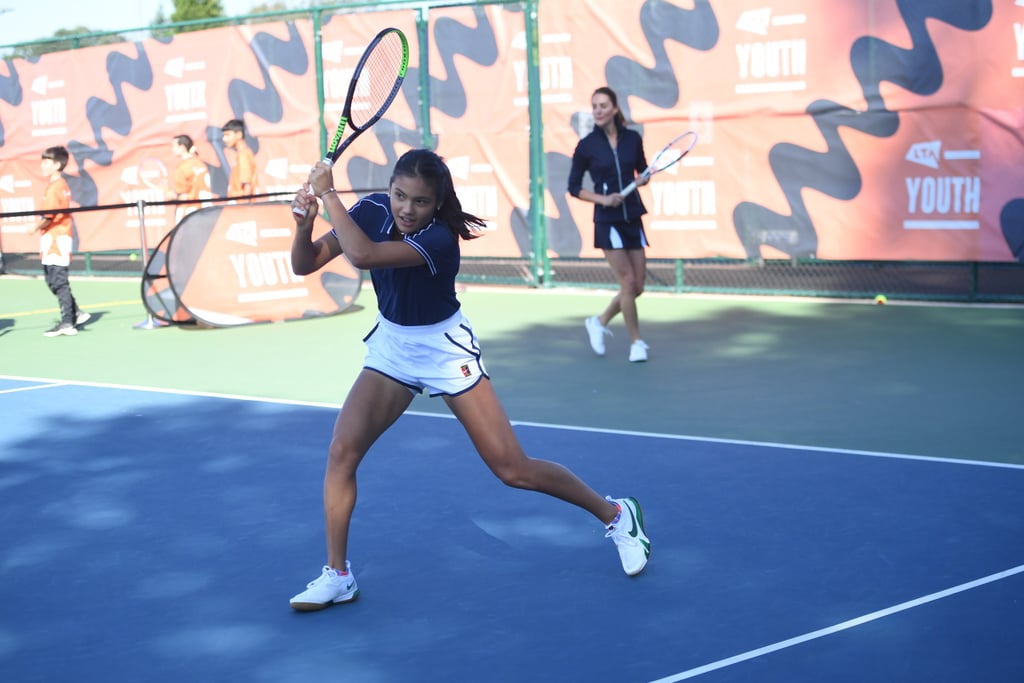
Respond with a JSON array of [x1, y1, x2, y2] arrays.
[[903, 141, 981, 230]]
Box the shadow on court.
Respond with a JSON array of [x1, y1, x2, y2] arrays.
[[446, 301, 1024, 465], [1, 380, 1022, 682]]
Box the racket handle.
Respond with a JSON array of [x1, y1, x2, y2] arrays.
[[292, 157, 337, 216], [621, 169, 652, 198]]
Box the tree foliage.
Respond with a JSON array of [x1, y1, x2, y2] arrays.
[[243, 3, 308, 24], [168, 0, 227, 34], [250, 2, 291, 13], [170, 0, 227, 23]]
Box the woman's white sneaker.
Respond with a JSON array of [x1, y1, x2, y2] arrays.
[[628, 340, 649, 362], [290, 562, 359, 611], [605, 496, 651, 576], [585, 316, 612, 356]]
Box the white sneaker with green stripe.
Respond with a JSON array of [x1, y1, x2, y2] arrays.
[[605, 496, 651, 576]]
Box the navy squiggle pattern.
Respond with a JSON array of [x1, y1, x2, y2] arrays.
[[0, 58, 25, 146], [1001, 199, 1024, 260], [70, 44, 154, 206], [733, 0, 993, 259], [226, 23, 307, 128], [201, 23, 308, 194], [420, 6, 498, 120], [606, 0, 718, 122], [345, 9, 500, 197]]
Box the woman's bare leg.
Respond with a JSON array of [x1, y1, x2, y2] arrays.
[[444, 379, 617, 525], [600, 248, 646, 342], [323, 370, 415, 569]]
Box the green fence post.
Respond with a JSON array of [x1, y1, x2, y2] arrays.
[[416, 9, 436, 149], [313, 10, 327, 159], [525, 0, 547, 287]]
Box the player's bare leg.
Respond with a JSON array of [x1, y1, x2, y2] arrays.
[[602, 248, 646, 342], [444, 379, 617, 524], [324, 370, 414, 568]]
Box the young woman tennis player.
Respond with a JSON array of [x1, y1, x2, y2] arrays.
[[288, 149, 650, 610]]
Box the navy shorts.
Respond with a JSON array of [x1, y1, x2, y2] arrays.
[[594, 218, 649, 250]]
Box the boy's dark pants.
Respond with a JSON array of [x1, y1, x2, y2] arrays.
[[43, 264, 78, 325]]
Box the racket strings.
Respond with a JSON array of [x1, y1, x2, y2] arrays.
[[650, 149, 684, 173], [350, 35, 406, 128], [650, 132, 698, 173]]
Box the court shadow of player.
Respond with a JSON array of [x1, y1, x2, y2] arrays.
[[0, 319, 13, 337]]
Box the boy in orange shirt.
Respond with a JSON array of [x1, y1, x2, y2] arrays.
[[221, 119, 257, 199], [36, 145, 89, 337]]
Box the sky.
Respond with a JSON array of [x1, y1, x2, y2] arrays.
[[0, 0, 259, 49]]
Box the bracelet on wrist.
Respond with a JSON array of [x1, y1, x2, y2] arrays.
[[317, 188, 337, 199]]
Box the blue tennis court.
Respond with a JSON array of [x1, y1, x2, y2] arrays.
[[1, 376, 1022, 682]]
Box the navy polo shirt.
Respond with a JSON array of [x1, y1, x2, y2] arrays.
[[335, 193, 461, 326]]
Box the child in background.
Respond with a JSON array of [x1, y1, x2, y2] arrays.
[[220, 119, 257, 199], [36, 145, 89, 337]]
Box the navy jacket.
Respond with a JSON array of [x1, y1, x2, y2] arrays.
[[567, 122, 648, 224]]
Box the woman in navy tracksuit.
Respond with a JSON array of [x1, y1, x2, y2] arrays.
[[567, 86, 651, 362]]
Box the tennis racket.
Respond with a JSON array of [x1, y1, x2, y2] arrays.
[[620, 131, 698, 197], [294, 27, 409, 216]]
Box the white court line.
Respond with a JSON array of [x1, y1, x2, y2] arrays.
[[648, 563, 1024, 682], [0, 374, 344, 409], [509, 419, 1024, 471], [0, 381, 67, 395], [1, 374, 1022, 472]]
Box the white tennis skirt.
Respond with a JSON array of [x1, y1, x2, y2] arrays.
[[362, 311, 489, 397]]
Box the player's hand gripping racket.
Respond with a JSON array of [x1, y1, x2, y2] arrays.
[[620, 130, 698, 197], [294, 27, 409, 216]]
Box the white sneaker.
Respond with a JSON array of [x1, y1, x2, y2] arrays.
[[585, 316, 612, 356], [290, 562, 359, 611], [605, 496, 650, 576], [43, 322, 77, 337], [75, 311, 92, 327], [628, 340, 649, 362]]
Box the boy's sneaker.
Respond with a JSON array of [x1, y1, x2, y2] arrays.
[[290, 562, 359, 611], [43, 323, 77, 337], [628, 340, 649, 363], [585, 316, 612, 356], [605, 496, 650, 576], [75, 311, 92, 327]]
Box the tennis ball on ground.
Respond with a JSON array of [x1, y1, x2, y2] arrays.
[[874, 294, 887, 305]]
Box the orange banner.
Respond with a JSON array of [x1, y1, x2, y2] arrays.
[[1, 1, 1021, 263], [161, 202, 360, 326]]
